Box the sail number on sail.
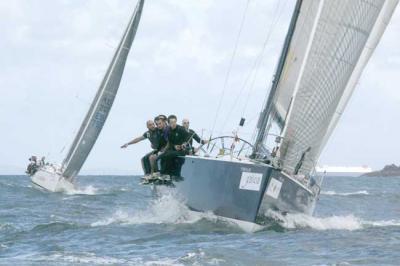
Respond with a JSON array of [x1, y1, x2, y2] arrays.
[[93, 97, 114, 129]]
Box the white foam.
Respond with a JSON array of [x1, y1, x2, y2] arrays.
[[180, 250, 205, 261], [90, 193, 264, 233], [266, 210, 362, 231], [91, 193, 210, 227], [64, 185, 98, 195], [364, 219, 400, 227], [0, 223, 13, 231], [13, 252, 131, 265], [143, 258, 184, 266], [321, 190, 369, 196], [267, 210, 400, 231], [14, 252, 189, 266], [179, 250, 225, 265]]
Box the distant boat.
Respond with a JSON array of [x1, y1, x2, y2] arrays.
[[28, 0, 145, 192], [315, 165, 373, 177], [153, 0, 398, 230]]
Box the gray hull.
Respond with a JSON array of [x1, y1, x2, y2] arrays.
[[163, 156, 319, 224]]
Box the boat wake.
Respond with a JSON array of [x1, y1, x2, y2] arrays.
[[90, 193, 255, 232], [321, 190, 369, 196], [64, 185, 99, 195], [91, 194, 215, 227], [265, 210, 400, 231]]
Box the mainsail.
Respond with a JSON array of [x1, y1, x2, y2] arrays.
[[62, 0, 145, 178], [254, 0, 398, 176]]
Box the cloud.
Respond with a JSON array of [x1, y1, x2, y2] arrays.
[[1, 0, 399, 174]]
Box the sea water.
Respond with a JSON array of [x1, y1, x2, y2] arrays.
[[0, 175, 399, 265]]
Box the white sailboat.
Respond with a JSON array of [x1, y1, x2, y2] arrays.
[[29, 0, 145, 192]]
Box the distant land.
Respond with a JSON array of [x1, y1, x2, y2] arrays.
[[315, 165, 372, 177], [361, 164, 400, 177]]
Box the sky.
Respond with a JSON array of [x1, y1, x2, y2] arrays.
[[0, 0, 399, 175]]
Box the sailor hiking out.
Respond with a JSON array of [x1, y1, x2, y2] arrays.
[[182, 118, 208, 155], [121, 114, 208, 184], [121, 120, 161, 176]]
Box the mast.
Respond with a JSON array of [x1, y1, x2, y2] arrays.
[[62, 0, 145, 178], [253, 0, 303, 155]]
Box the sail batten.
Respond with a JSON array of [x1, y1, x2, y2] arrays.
[[62, 0, 144, 178]]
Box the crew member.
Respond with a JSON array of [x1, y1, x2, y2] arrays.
[[157, 114, 168, 125], [158, 115, 191, 177], [182, 118, 208, 154], [148, 116, 169, 174], [121, 120, 160, 176], [26, 156, 38, 176]]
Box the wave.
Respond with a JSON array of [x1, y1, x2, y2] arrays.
[[91, 193, 210, 227], [64, 185, 99, 195], [14, 252, 129, 265], [265, 210, 400, 231], [364, 219, 400, 227], [30, 221, 80, 233], [0, 223, 16, 232], [62, 185, 133, 196], [31, 251, 220, 266], [90, 193, 256, 232], [321, 190, 369, 196]]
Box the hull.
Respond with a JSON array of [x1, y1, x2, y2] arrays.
[[258, 170, 318, 217], [31, 166, 75, 192], [156, 156, 319, 224]]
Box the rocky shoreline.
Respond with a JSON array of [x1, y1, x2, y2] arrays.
[[362, 164, 400, 177]]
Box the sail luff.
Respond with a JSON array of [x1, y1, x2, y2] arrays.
[[253, 0, 303, 153], [62, 0, 144, 178], [279, 0, 325, 140]]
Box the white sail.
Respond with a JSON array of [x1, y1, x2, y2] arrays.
[[271, 0, 398, 176], [316, 0, 399, 160], [62, 0, 145, 178], [269, 0, 323, 129]]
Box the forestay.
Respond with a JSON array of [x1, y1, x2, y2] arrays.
[[62, 0, 145, 178]]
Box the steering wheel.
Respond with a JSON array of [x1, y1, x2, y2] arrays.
[[195, 136, 254, 159]]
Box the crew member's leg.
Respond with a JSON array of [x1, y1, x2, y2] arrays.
[[149, 154, 159, 174], [159, 150, 186, 175], [141, 151, 153, 175], [158, 151, 170, 175]]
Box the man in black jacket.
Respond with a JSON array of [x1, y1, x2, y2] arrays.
[[182, 118, 208, 154], [158, 115, 191, 177], [121, 119, 160, 176], [148, 115, 169, 174]]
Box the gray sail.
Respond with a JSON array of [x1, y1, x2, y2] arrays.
[[62, 0, 145, 178]]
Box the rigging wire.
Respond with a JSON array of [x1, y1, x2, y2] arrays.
[[219, 0, 289, 134], [209, 0, 251, 136], [251, 0, 316, 145], [241, 0, 289, 118]]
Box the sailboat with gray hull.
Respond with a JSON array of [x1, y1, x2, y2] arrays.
[[29, 0, 145, 192], [153, 0, 398, 227]]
